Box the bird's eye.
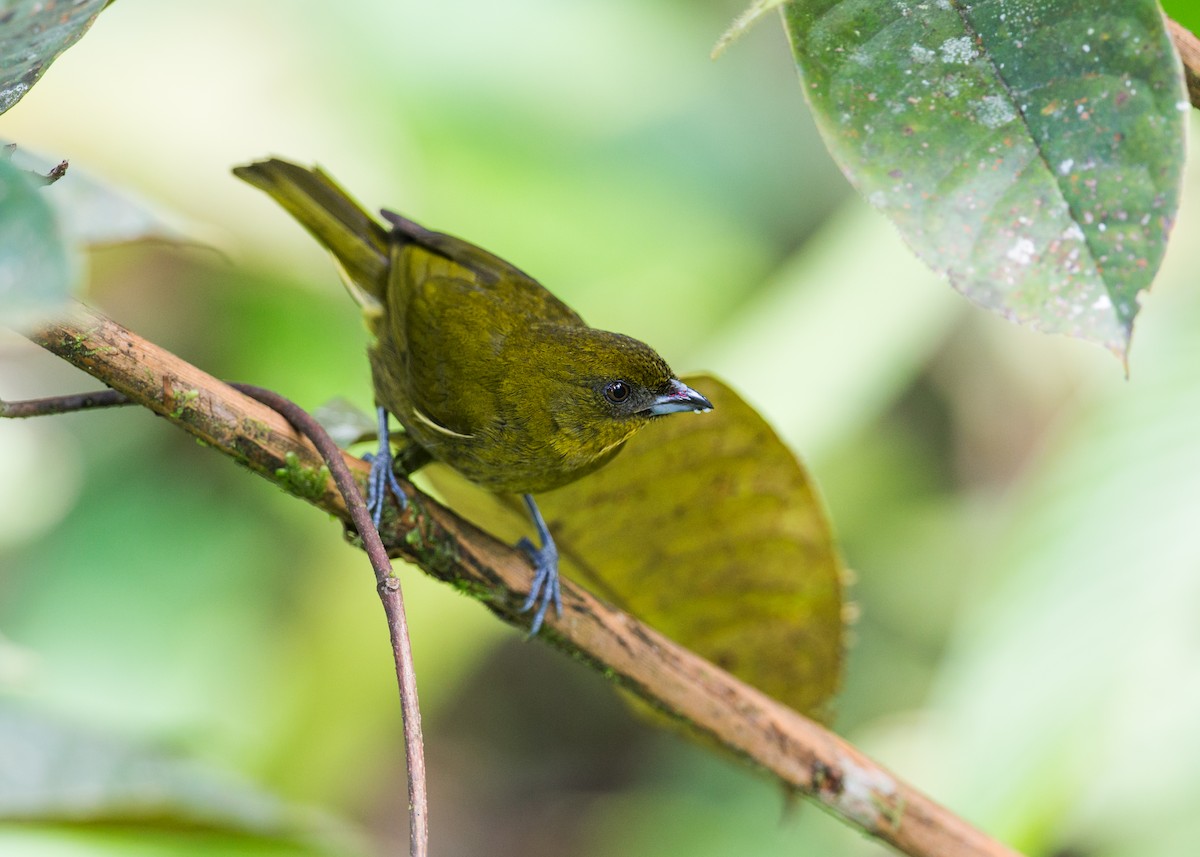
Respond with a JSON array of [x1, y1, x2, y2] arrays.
[[604, 380, 631, 404]]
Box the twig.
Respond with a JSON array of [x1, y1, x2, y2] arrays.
[[1168, 16, 1200, 109], [0, 387, 127, 417], [231, 384, 428, 857], [17, 302, 1022, 857]]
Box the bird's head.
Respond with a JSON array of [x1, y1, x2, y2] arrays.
[[584, 337, 712, 423], [524, 327, 712, 474]]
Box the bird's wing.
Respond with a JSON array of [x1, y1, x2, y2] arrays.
[[401, 274, 510, 438], [382, 209, 583, 327]]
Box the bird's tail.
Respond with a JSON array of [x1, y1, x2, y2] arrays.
[[233, 158, 390, 311]]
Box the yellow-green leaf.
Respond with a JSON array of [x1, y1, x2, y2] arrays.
[[423, 374, 845, 721]]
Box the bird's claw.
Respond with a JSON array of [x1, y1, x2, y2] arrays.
[[364, 450, 406, 527], [517, 495, 562, 636], [518, 537, 562, 636], [364, 406, 406, 528]]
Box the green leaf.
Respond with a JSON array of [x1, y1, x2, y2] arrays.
[[0, 701, 363, 855], [0, 156, 73, 328], [781, 0, 1188, 357], [424, 374, 845, 721], [0, 0, 109, 115]]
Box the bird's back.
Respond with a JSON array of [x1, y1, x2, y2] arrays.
[[375, 216, 592, 473], [382, 209, 583, 327]]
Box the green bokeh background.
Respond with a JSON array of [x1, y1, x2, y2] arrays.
[[2, 2, 1199, 855]]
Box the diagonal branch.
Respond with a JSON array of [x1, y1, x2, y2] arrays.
[[21, 302, 1022, 857]]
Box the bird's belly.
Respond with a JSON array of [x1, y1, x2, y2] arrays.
[[406, 421, 626, 495]]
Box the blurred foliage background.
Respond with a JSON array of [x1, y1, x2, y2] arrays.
[[1, 1, 1199, 855]]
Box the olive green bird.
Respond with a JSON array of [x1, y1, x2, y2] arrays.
[[234, 158, 712, 633]]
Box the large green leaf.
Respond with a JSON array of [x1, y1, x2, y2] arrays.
[[0, 701, 362, 856], [424, 374, 845, 721], [781, 0, 1187, 357], [0, 156, 72, 327], [0, 0, 109, 115]]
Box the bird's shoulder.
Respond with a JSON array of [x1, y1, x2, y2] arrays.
[[385, 210, 583, 326]]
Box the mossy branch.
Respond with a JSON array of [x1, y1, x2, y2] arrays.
[[20, 302, 1022, 857]]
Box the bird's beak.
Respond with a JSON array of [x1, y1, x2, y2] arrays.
[[646, 379, 713, 416]]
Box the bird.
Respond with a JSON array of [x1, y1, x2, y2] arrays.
[[234, 158, 713, 633]]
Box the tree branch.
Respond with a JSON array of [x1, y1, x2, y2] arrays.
[[1168, 16, 1200, 109], [20, 302, 1021, 857]]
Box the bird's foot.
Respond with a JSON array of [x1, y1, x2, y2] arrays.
[[364, 406, 406, 528], [517, 494, 562, 636]]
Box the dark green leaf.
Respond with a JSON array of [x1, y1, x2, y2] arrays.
[[0, 0, 109, 115], [782, 0, 1187, 356]]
